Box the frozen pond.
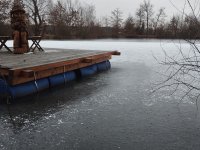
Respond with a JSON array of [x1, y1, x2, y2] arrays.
[[1, 39, 200, 150]]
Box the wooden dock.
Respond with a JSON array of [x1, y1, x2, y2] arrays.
[[0, 49, 120, 85]]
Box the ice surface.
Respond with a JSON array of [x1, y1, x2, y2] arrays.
[[2, 39, 200, 150], [39, 39, 191, 65], [6, 39, 191, 65]]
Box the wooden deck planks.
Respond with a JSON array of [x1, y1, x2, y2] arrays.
[[0, 48, 120, 85], [0, 49, 111, 69]]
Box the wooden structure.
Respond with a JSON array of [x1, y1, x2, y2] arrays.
[[29, 36, 44, 52], [0, 36, 12, 53], [0, 1, 121, 100], [0, 36, 43, 52], [10, 0, 29, 54], [0, 49, 120, 86]]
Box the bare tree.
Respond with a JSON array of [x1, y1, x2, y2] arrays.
[[62, 0, 83, 27], [48, 0, 97, 38], [48, 0, 69, 38], [152, 7, 166, 35], [141, 0, 154, 36], [82, 4, 96, 27], [135, 4, 145, 33], [168, 15, 180, 37], [49, 1, 66, 26], [124, 15, 135, 37], [24, 0, 52, 35], [154, 0, 200, 102], [110, 8, 123, 37], [0, 0, 11, 35], [70, 3, 97, 38], [101, 16, 110, 27], [0, 0, 11, 24]]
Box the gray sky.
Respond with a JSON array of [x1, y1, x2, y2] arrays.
[[80, 0, 198, 20]]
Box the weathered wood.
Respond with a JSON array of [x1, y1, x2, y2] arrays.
[[29, 36, 43, 52], [0, 36, 11, 40], [0, 49, 119, 85], [0, 36, 12, 53], [111, 51, 121, 55], [0, 68, 9, 76], [9, 55, 112, 85], [0, 49, 111, 68], [0, 36, 43, 52], [82, 58, 93, 63], [21, 70, 34, 77]]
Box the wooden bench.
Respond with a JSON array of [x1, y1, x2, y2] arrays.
[[29, 36, 44, 52], [0, 36, 12, 53], [0, 36, 44, 53]]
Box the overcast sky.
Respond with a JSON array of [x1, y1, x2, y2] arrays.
[[80, 0, 198, 20]]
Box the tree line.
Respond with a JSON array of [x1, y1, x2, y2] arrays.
[[0, 0, 199, 39]]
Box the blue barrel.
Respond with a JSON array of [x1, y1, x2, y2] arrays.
[[3, 61, 111, 99], [97, 61, 111, 72], [64, 71, 76, 81], [49, 74, 65, 87], [49, 71, 76, 87], [0, 78, 8, 97], [106, 60, 111, 69], [80, 64, 98, 77], [37, 78, 50, 91], [9, 78, 49, 99]]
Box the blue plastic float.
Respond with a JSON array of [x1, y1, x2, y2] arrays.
[[0, 61, 111, 99], [49, 71, 76, 87], [80, 64, 98, 77], [0, 79, 8, 98], [9, 78, 49, 99], [97, 60, 111, 71]]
